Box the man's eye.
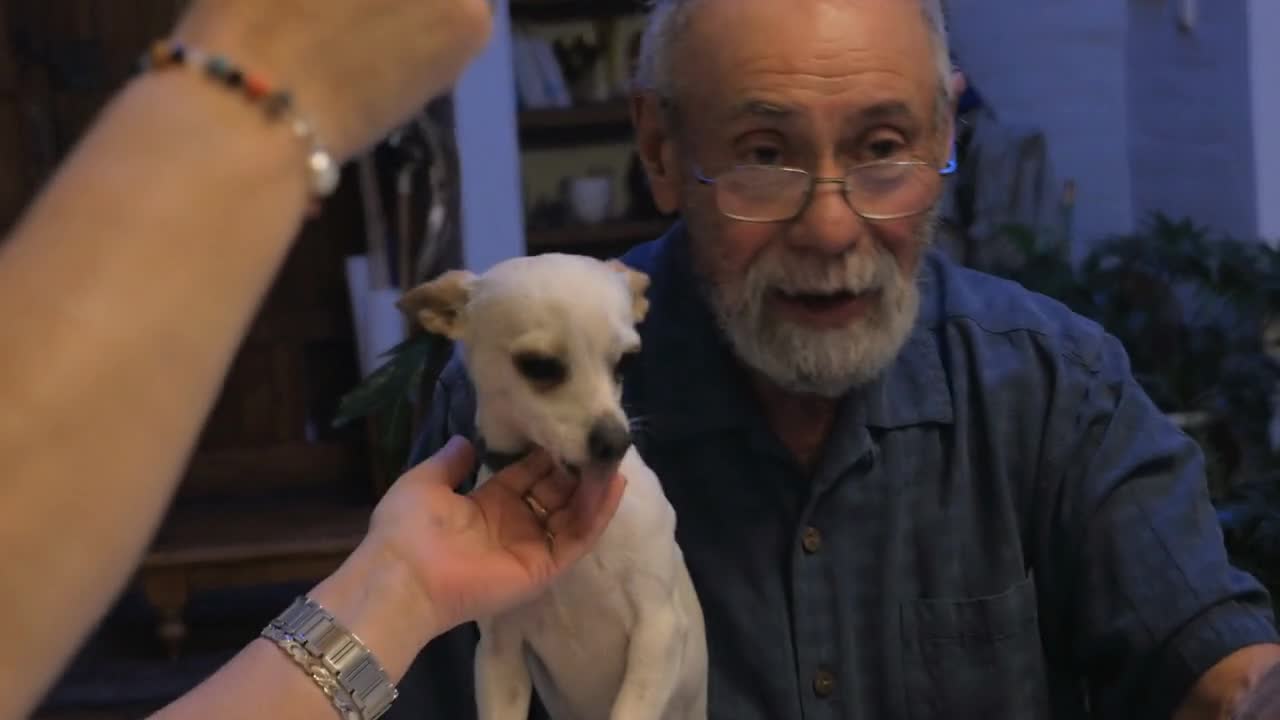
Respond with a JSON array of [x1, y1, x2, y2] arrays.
[[514, 352, 567, 388], [867, 138, 906, 160], [743, 146, 784, 165]]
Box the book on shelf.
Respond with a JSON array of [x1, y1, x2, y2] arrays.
[[512, 31, 572, 110]]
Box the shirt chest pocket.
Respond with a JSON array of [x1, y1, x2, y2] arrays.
[[899, 575, 1051, 720]]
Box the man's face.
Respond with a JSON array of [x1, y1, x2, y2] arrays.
[[638, 0, 952, 397]]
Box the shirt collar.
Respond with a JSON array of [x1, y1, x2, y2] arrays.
[[630, 222, 953, 442]]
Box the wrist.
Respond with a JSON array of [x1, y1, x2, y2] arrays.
[[170, 8, 348, 161], [307, 538, 442, 681], [115, 68, 311, 218]]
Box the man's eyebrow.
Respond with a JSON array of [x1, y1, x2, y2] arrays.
[[725, 99, 918, 125], [727, 99, 796, 122], [852, 100, 915, 125]]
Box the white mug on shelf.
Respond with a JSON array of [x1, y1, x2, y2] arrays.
[[565, 174, 613, 225]]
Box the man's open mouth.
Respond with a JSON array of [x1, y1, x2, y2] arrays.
[[776, 289, 860, 311]]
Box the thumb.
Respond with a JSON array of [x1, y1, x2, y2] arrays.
[[408, 435, 477, 490], [553, 472, 627, 566]]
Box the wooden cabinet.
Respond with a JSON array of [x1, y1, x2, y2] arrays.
[[509, 0, 674, 258], [0, 3, 453, 715]]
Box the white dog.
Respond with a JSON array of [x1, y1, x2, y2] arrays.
[[398, 253, 708, 720]]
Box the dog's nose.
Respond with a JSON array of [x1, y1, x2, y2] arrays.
[[588, 419, 632, 464]]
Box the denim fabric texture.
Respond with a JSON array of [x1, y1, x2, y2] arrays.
[[384, 222, 1278, 720]]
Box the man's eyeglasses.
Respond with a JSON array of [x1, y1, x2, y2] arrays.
[[693, 156, 956, 223]]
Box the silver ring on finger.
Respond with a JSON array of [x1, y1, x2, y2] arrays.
[[522, 491, 551, 523]]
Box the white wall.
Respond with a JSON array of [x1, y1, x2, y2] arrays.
[[1250, 0, 1280, 244], [454, 0, 526, 273], [947, 0, 1134, 250], [1127, 0, 1257, 241], [949, 0, 1276, 247]]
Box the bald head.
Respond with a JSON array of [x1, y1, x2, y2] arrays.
[[634, 0, 953, 120]]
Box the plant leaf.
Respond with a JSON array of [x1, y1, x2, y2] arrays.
[[331, 333, 436, 428], [377, 389, 413, 469]]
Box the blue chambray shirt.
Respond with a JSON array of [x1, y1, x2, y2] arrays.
[[385, 222, 1278, 720]]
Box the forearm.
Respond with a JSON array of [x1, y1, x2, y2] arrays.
[[150, 540, 441, 720], [0, 69, 310, 715], [1174, 644, 1280, 720]]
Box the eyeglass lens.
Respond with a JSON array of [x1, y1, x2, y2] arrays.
[[714, 162, 940, 221]]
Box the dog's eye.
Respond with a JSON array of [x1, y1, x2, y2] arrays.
[[514, 352, 567, 388]]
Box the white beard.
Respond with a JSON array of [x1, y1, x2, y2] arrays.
[[699, 220, 931, 399]]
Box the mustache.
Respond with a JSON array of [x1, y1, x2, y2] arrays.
[[736, 207, 939, 301], [743, 247, 897, 301], [694, 200, 939, 314]]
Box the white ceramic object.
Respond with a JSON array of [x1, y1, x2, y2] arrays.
[[567, 175, 613, 224]]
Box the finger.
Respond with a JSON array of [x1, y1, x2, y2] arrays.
[[525, 467, 579, 515], [404, 435, 477, 490], [547, 473, 627, 566], [484, 447, 554, 496]]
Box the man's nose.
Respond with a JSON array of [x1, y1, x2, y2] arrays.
[[786, 175, 866, 256]]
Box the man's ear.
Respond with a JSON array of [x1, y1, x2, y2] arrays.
[[950, 68, 967, 108], [630, 91, 680, 215], [396, 269, 476, 340], [939, 68, 967, 159], [607, 259, 651, 323]]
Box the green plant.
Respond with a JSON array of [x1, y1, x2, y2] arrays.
[[994, 213, 1280, 456], [331, 332, 445, 488], [991, 212, 1280, 605]]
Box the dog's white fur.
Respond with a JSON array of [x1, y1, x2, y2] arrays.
[[400, 253, 708, 720]]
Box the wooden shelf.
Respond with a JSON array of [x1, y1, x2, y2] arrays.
[[518, 100, 634, 147], [137, 501, 370, 658], [143, 501, 367, 570], [520, 101, 630, 131], [527, 217, 672, 254], [510, 0, 646, 22]]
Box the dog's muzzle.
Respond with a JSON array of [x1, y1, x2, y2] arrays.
[[587, 418, 632, 465]]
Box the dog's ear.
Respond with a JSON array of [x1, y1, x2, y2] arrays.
[[397, 269, 476, 339], [606, 259, 651, 323]]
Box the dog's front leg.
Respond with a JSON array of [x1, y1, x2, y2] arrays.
[[609, 603, 686, 720], [474, 619, 533, 720]]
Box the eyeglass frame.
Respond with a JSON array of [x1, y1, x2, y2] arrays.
[[691, 145, 958, 224]]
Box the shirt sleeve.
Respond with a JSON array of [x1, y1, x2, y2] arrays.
[[1049, 332, 1279, 719], [405, 348, 479, 474]]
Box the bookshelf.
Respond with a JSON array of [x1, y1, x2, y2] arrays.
[[510, 0, 647, 22], [518, 99, 634, 146], [508, 0, 672, 259], [527, 217, 671, 255]]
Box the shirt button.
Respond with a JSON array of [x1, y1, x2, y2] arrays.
[[813, 669, 835, 697], [801, 526, 823, 554]]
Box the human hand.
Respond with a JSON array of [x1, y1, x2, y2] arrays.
[[366, 435, 627, 636], [171, 0, 493, 160], [1230, 658, 1280, 720]]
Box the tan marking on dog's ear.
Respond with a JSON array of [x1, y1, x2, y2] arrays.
[[396, 269, 476, 339], [606, 259, 651, 323]]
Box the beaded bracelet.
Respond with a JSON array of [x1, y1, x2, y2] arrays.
[[137, 39, 340, 214]]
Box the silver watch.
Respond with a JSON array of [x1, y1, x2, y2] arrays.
[[266, 595, 398, 720]]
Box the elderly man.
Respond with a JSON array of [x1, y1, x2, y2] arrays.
[[388, 0, 1280, 717]]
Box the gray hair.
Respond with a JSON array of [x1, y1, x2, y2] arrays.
[[633, 0, 954, 121]]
